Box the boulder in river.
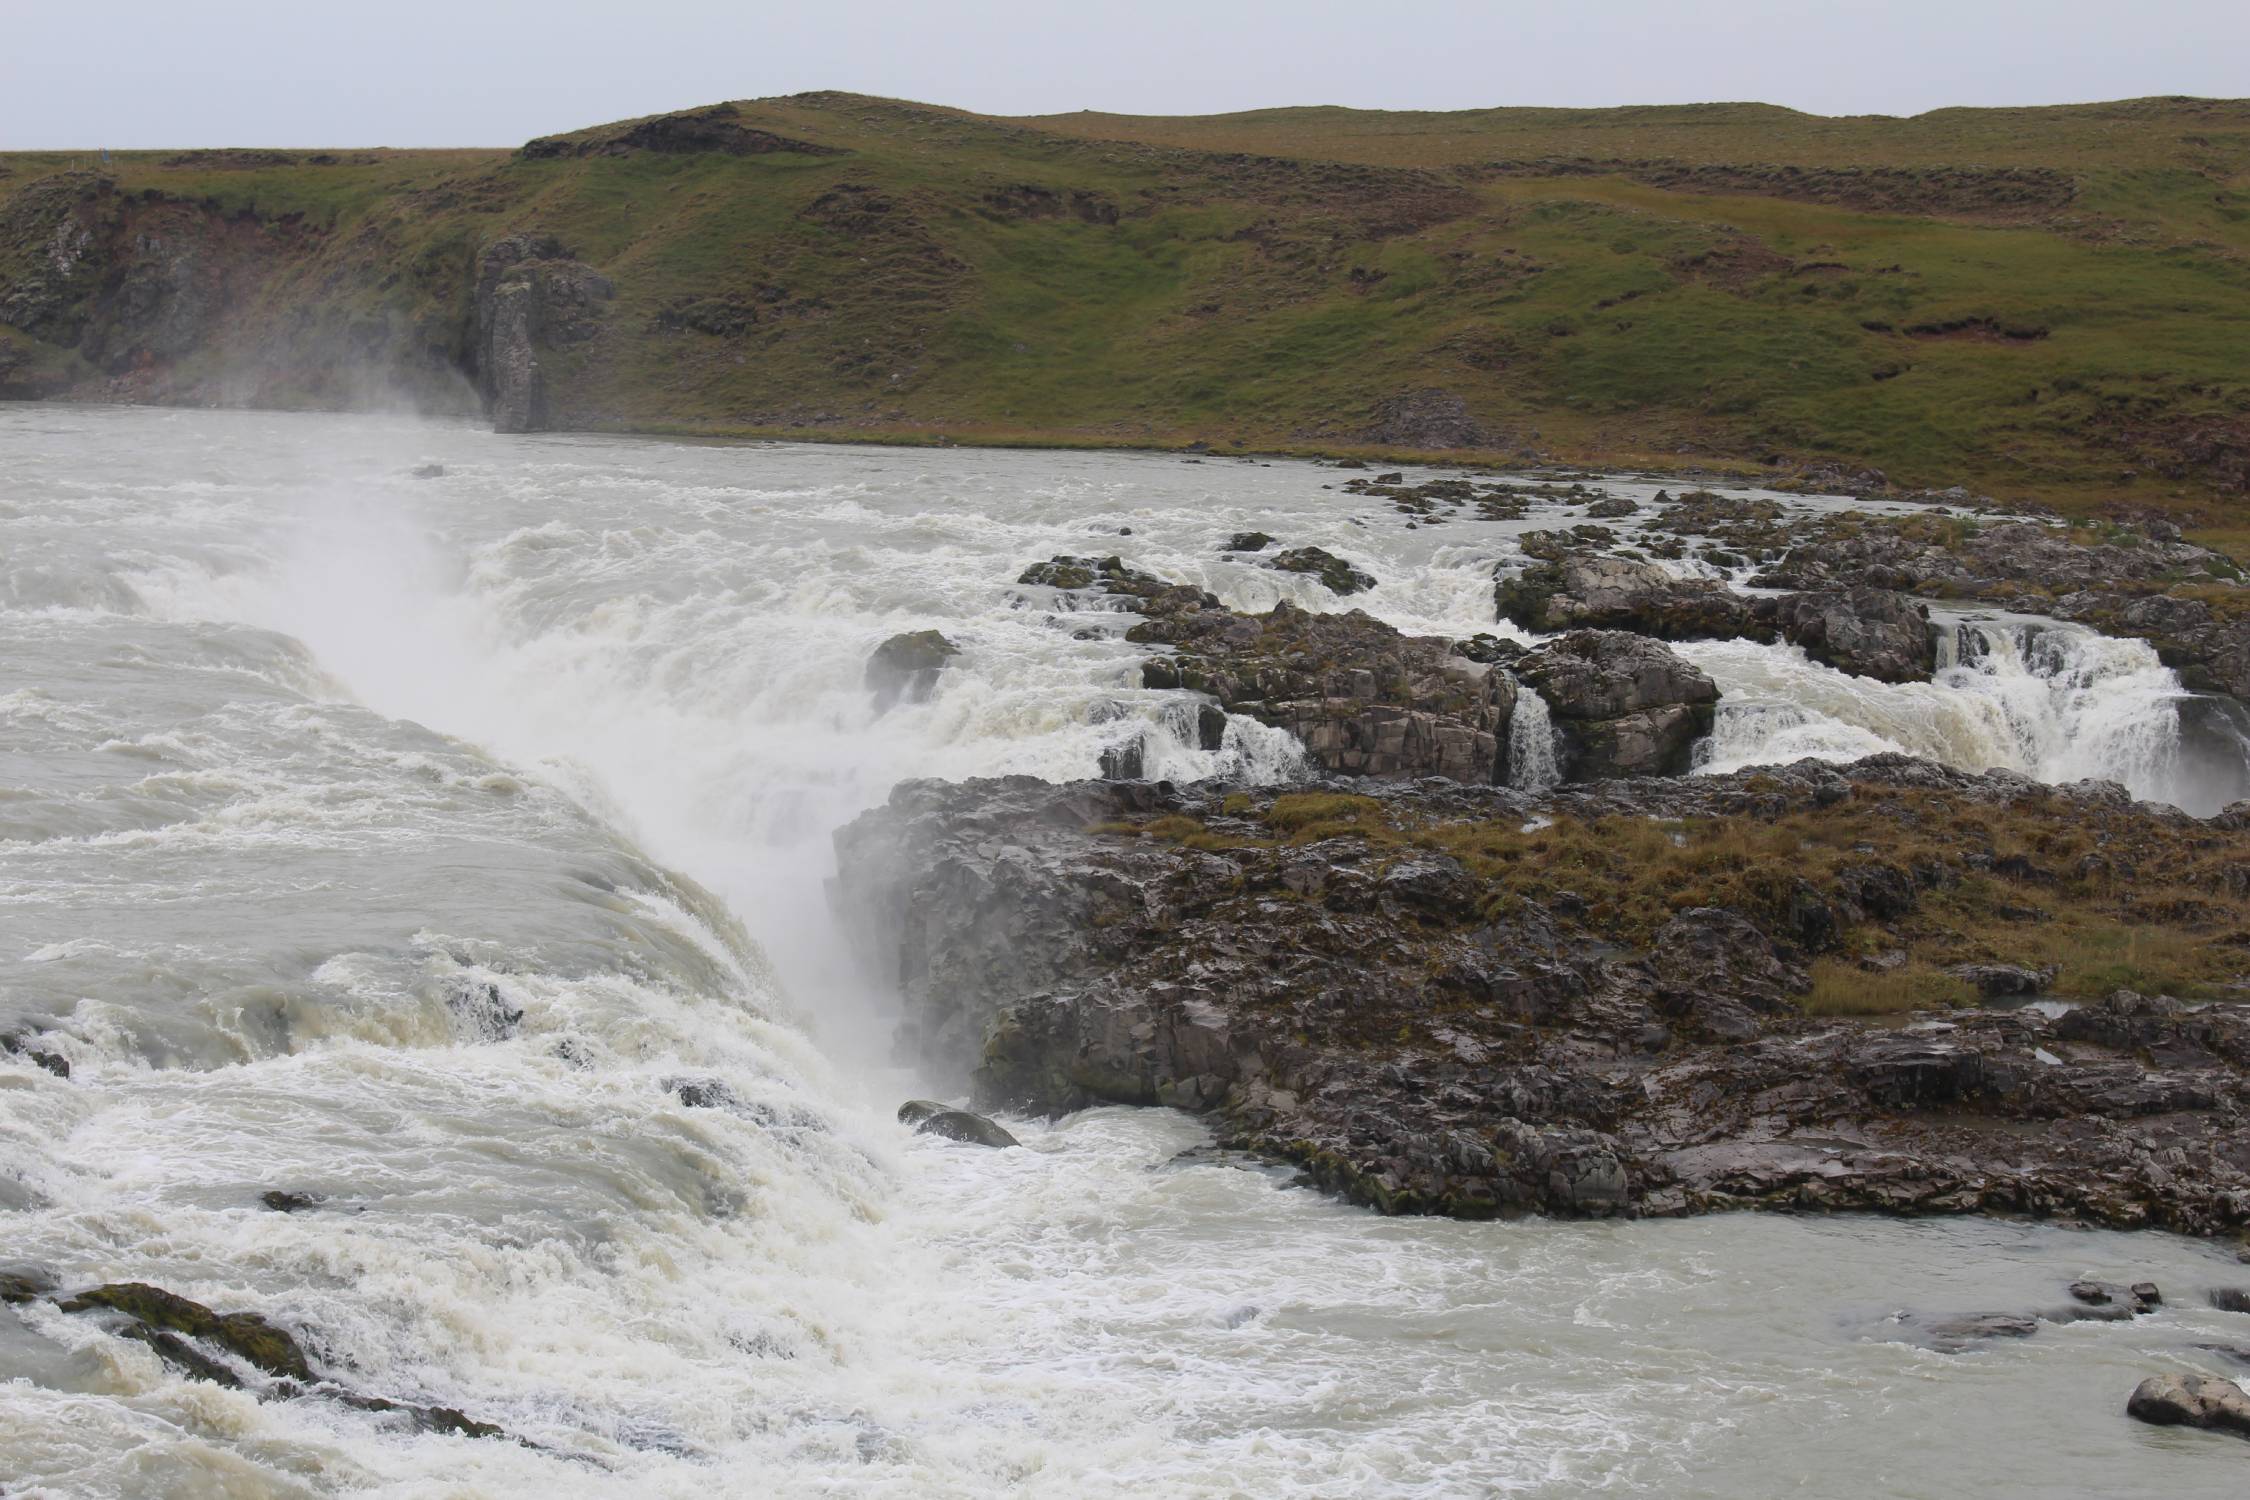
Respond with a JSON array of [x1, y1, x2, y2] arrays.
[[59, 1282, 316, 1383], [1268, 545, 1376, 596], [2126, 1373, 2250, 1440], [898, 1099, 1020, 1148], [1138, 598, 1513, 782], [865, 630, 961, 711], [1495, 553, 1753, 639], [1760, 586, 1935, 683], [1221, 531, 1275, 553], [1512, 630, 1718, 780]]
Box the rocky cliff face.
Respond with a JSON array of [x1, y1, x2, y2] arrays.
[[833, 760, 2250, 1230], [471, 234, 612, 434]]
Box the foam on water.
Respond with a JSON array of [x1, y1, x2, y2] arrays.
[[3, 408, 2247, 1499]]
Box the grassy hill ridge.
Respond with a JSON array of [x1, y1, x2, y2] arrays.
[[2, 91, 2247, 529]]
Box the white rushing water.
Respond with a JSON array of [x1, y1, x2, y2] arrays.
[[1687, 616, 2241, 812], [3, 407, 2248, 1499]]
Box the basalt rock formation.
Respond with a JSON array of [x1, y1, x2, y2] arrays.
[[1512, 630, 1718, 778], [472, 233, 613, 434], [1020, 555, 1518, 783], [1496, 552, 1936, 683], [834, 757, 2250, 1231]]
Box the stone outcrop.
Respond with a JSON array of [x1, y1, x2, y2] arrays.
[[1760, 586, 1936, 683], [473, 233, 613, 433], [1496, 553, 1753, 639], [832, 758, 2250, 1230], [1512, 631, 1718, 779], [1761, 519, 2233, 596], [1496, 553, 1936, 683], [1267, 545, 1376, 596], [1018, 556, 1515, 783], [864, 629, 961, 711], [898, 1098, 1020, 1147]]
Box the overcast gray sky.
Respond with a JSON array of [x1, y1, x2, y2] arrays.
[[3, 0, 2244, 149]]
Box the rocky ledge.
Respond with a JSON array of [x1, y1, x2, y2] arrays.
[[835, 757, 2250, 1234], [1019, 554, 1716, 783]]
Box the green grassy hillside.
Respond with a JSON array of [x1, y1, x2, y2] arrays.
[[2, 91, 2247, 527]]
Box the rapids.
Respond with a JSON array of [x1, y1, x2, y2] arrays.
[[3, 406, 2247, 1498]]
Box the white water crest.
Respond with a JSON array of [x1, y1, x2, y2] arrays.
[[1507, 682, 1563, 792], [1686, 616, 2246, 814], [4, 408, 2248, 1499]]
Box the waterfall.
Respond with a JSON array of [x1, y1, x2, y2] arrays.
[[1685, 617, 2250, 815], [1508, 682, 1562, 791]]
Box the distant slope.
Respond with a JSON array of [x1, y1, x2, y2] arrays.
[[3, 92, 2247, 522]]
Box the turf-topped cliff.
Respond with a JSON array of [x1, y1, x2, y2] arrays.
[[3, 92, 2248, 521]]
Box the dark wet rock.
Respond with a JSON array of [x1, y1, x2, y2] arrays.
[[0, 1266, 58, 1304], [1916, 1312, 2040, 1351], [2126, 1373, 2250, 1440], [1760, 587, 1936, 683], [667, 1077, 737, 1110], [832, 757, 2250, 1228], [1585, 495, 1640, 518], [1951, 963, 2056, 999], [410, 463, 445, 479], [2213, 1288, 2250, 1314], [2, 1028, 70, 1078], [898, 1099, 1020, 1148], [446, 980, 523, 1041], [59, 1283, 316, 1383], [2069, 1279, 2162, 1314], [1267, 546, 1376, 596], [1221, 531, 1276, 553], [2054, 991, 2250, 1069], [260, 1190, 325, 1214], [1495, 553, 1752, 638], [55, 1281, 508, 1438], [1513, 631, 1718, 779], [1496, 553, 1934, 683], [1099, 734, 1147, 780], [865, 629, 961, 711], [1022, 554, 1526, 784]]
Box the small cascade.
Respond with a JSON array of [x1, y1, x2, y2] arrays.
[[1101, 697, 1307, 784], [1507, 682, 1563, 791], [1688, 616, 2250, 815]]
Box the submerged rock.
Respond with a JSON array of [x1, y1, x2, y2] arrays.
[[1267, 545, 1376, 596], [59, 1282, 316, 1383], [0, 1266, 58, 1304], [864, 630, 961, 711], [259, 1190, 325, 1214], [52, 1280, 507, 1437], [898, 1099, 1020, 1148], [2126, 1373, 2250, 1440], [1915, 1312, 2040, 1352]]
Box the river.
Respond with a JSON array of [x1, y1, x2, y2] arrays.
[[3, 406, 2246, 1497]]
